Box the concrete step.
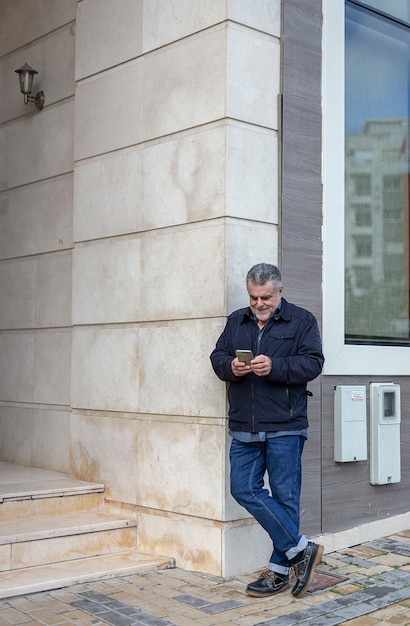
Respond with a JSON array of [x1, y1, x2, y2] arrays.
[[0, 492, 105, 522], [0, 511, 138, 570], [0, 462, 105, 522], [0, 550, 175, 599], [0, 463, 175, 598]]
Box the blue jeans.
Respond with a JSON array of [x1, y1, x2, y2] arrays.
[[230, 435, 306, 574]]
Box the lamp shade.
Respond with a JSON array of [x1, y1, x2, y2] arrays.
[[15, 62, 38, 95]]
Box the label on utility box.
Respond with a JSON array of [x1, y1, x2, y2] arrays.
[[351, 389, 364, 401]]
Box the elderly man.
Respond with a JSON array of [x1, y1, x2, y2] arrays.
[[210, 263, 324, 598]]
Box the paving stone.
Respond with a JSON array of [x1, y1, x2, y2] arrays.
[[332, 583, 364, 595], [341, 615, 379, 626], [6, 598, 40, 612], [256, 612, 343, 625], [340, 557, 377, 569], [375, 570, 410, 585], [24, 607, 66, 625], [199, 599, 245, 614], [364, 539, 410, 558], [171, 594, 212, 609], [343, 546, 385, 558], [333, 602, 378, 621]]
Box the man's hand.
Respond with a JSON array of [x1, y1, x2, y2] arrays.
[[250, 354, 272, 377], [232, 355, 272, 377], [231, 357, 251, 377]]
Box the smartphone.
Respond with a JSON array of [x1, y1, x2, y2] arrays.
[[235, 350, 253, 365]]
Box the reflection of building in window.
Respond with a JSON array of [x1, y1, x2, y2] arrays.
[[353, 234, 372, 258], [354, 204, 372, 227], [352, 173, 371, 196], [355, 266, 372, 289], [345, 118, 409, 340]]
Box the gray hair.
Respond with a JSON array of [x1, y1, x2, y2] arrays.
[[246, 263, 283, 291]]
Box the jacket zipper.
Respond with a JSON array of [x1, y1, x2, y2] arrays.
[[251, 376, 255, 432], [251, 326, 260, 433]]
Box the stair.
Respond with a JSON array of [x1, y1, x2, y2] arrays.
[[0, 462, 174, 598]]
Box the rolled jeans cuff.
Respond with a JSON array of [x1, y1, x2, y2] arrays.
[[285, 535, 308, 561], [269, 562, 290, 576]]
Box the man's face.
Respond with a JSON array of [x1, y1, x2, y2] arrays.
[[247, 280, 283, 325]]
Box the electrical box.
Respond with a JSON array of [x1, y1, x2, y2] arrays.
[[334, 386, 367, 462], [370, 383, 401, 485]]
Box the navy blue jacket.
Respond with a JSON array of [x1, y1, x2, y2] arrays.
[[210, 298, 324, 433]]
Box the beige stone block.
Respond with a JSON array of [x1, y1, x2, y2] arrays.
[[31, 409, 70, 473], [73, 222, 227, 324], [138, 319, 226, 417], [74, 61, 142, 161], [0, 332, 35, 403], [73, 149, 141, 242], [142, 26, 226, 141], [141, 124, 225, 229], [76, 0, 143, 79], [0, 252, 71, 329], [72, 238, 140, 325], [137, 512, 272, 577], [0, 545, 10, 572], [12, 528, 136, 568], [227, 122, 278, 223], [33, 330, 71, 405], [1, 24, 75, 124], [222, 521, 272, 577], [35, 251, 72, 328], [0, 258, 36, 328], [227, 24, 280, 129], [71, 319, 225, 417], [0, 405, 33, 465], [228, 0, 281, 37], [70, 414, 139, 504], [139, 223, 225, 320], [142, 0, 226, 52], [137, 512, 223, 575], [71, 328, 139, 412], [0, 0, 76, 57], [0, 176, 73, 260], [0, 101, 74, 191], [226, 219, 278, 314], [138, 421, 225, 518]]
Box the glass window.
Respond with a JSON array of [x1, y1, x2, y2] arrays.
[[357, 1, 410, 23], [345, 1, 410, 344]]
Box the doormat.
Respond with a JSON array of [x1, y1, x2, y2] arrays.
[[306, 569, 349, 593]]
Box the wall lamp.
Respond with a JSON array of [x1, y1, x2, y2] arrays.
[[15, 63, 45, 111]]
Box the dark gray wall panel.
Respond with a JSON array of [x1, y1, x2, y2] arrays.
[[281, 0, 323, 536]]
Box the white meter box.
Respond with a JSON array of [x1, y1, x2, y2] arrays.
[[370, 383, 401, 485], [334, 386, 367, 462]]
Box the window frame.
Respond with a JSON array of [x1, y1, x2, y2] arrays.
[[322, 0, 410, 374]]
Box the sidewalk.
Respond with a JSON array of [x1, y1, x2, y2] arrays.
[[1, 531, 410, 626]]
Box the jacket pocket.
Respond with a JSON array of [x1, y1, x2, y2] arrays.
[[267, 330, 296, 340]]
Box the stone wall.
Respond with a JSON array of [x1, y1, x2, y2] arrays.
[[0, 0, 281, 576], [0, 0, 76, 473]]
